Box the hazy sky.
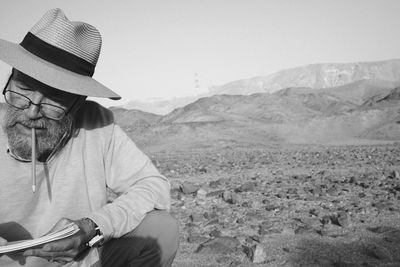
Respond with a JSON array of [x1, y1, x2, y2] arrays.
[[0, 0, 399, 107]]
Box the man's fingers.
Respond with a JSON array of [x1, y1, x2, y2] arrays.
[[23, 217, 88, 262], [53, 256, 74, 264], [23, 247, 76, 258], [42, 238, 75, 252], [44, 218, 72, 235]]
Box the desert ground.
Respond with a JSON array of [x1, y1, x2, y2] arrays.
[[112, 59, 400, 266], [144, 142, 400, 266]]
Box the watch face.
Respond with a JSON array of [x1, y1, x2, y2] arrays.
[[88, 235, 104, 247]]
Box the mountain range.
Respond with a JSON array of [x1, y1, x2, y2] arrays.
[[112, 87, 399, 151], [209, 59, 400, 95], [124, 59, 400, 115]]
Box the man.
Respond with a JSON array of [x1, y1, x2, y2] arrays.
[[0, 8, 178, 267]]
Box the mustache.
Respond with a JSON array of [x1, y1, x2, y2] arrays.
[[16, 119, 48, 129], [4, 109, 50, 130], [6, 117, 49, 129]]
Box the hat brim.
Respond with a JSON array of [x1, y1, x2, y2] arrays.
[[0, 39, 121, 100]]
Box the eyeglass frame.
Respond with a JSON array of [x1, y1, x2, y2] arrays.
[[2, 74, 82, 120]]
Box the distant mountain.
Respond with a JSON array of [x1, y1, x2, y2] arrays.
[[362, 87, 400, 107], [318, 79, 400, 105], [116, 81, 400, 151], [109, 106, 161, 133], [160, 91, 348, 125], [160, 78, 400, 125], [122, 95, 209, 115], [121, 59, 400, 115], [209, 59, 400, 96]]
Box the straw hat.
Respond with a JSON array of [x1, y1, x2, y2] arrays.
[[0, 8, 121, 100]]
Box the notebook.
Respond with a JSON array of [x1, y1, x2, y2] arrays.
[[0, 223, 80, 253]]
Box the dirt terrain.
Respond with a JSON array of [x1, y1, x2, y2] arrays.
[[110, 64, 400, 266], [146, 142, 400, 266]]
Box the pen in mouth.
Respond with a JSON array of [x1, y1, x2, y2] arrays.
[[31, 128, 36, 193]]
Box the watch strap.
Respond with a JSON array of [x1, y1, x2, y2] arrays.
[[82, 218, 104, 247]]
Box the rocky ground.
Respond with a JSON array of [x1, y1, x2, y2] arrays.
[[148, 142, 400, 266]]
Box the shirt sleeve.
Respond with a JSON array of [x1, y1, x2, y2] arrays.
[[88, 124, 171, 240]]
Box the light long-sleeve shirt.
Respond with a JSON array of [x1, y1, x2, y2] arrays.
[[0, 101, 171, 266]]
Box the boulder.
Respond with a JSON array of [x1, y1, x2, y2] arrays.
[[196, 236, 241, 254], [235, 181, 257, 192], [180, 182, 200, 194]]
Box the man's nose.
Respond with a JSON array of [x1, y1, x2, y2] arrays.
[[25, 104, 42, 119], [24, 93, 44, 120]]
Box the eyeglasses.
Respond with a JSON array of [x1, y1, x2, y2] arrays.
[[4, 90, 68, 120]]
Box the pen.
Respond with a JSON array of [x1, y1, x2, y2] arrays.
[[31, 128, 36, 193]]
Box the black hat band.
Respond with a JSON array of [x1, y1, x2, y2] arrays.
[[20, 32, 95, 77]]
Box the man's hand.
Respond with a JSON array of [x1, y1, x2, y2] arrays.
[[23, 218, 96, 264]]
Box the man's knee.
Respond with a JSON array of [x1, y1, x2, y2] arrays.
[[134, 210, 179, 266], [138, 210, 178, 235], [100, 210, 179, 267]]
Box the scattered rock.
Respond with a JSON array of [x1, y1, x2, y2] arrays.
[[197, 166, 207, 174], [223, 190, 232, 202], [206, 190, 224, 198], [280, 227, 295, 235], [331, 211, 351, 227], [228, 260, 242, 267], [190, 212, 204, 223], [366, 226, 396, 234], [204, 218, 219, 226], [209, 229, 221, 238], [215, 255, 231, 263], [309, 208, 319, 216], [196, 236, 241, 254], [196, 188, 208, 205], [294, 225, 320, 235], [320, 223, 349, 237], [291, 174, 311, 180], [253, 244, 267, 263], [389, 170, 400, 179], [242, 244, 267, 263], [242, 245, 254, 261], [235, 181, 257, 192], [236, 217, 245, 224], [203, 211, 218, 220], [364, 243, 393, 261], [180, 182, 200, 194], [187, 234, 209, 243], [258, 221, 273, 235], [223, 190, 241, 204], [231, 192, 242, 204], [265, 204, 279, 211], [209, 180, 222, 188], [349, 176, 357, 184], [164, 144, 400, 266], [320, 215, 331, 225]]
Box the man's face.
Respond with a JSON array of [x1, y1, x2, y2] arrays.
[[2, 71, 78, 162]]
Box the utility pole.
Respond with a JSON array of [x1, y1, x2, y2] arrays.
[[194, 72, 200, 92]]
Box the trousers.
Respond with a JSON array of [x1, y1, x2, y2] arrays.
[[96, 210, 179, 267]]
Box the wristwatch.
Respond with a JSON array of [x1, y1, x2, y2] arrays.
[[83, 218, 104, 247]]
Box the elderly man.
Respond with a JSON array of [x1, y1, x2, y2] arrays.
[[0, 8, 178, 267]]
